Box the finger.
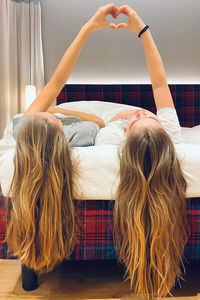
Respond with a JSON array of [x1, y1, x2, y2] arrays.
[[113, 10, 120, 18], [108, 8, 119, 19], [115, 23, 128, 29], [104, 3, 119, 11], [104, 3, 120, 17], [119, 5, 131, 16], [109, 22, 118, 30]]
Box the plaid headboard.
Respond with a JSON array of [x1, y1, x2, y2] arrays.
[[57, 84, 200, 127]]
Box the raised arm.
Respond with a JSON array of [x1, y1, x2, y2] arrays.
[[25, 3, 119, 116], [140, 29, 174, 110], [116, 5, 174, 110]]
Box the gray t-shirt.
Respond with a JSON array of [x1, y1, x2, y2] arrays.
[[12, 115, 100, 147]]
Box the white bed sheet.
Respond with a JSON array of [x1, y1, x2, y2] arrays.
[[1, 101, 200, 198]]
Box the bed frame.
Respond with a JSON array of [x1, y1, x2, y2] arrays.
[[0, 84, 200, 291]]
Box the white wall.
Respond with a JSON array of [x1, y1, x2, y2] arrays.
[[40, 0, 200, 84]]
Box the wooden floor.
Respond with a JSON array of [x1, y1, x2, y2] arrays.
[[0, 259, 199, 300]]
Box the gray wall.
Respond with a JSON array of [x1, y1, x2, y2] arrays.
[[40, 0, 200, 84]]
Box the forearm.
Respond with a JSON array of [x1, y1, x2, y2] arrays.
[[50, 23, 91, 90], [25, 24, 92, 115], [140, 30, 167, 89], [107, 112, 123, 123], [48, 107, 105, 128], [107, 110, 137, 123]]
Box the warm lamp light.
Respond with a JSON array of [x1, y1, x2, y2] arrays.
[[25, 85, 36, 110]]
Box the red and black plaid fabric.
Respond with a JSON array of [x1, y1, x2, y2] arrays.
[[1, 196, 200, 260], [57, 84, 200, 127]]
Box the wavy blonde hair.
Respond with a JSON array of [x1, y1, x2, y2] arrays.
[[114, 128, 188, 298], [6, 116, 78, 273]]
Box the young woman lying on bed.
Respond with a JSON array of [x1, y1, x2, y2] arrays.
[[6, 3, 187, 299], [94, 5, 186, 299], [6, 3, 115, 276]]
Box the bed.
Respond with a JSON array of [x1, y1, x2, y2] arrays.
[[0, 84, 200, 291]]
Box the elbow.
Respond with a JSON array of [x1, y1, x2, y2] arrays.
[[94, 118, 105, 128], [97, 120, 105, 128]]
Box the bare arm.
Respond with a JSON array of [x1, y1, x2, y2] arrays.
[[48, 107, 105, 128], [140, 31, 174, 110], [25, 3, 119, 116], [25, 25, 91, 115], [107, 109, 137, 123], [116, 5, 174, 110]]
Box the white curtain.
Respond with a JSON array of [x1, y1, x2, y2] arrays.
[[0, 0, 44, 138]]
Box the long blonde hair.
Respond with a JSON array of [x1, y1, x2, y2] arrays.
[[114, 128, 188, 298], [6, 116, 78, 273]]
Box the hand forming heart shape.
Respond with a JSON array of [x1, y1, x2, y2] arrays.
[[88, 4, 146, 35]]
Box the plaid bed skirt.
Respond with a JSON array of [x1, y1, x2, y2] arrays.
[[0, 195, 200, 260]]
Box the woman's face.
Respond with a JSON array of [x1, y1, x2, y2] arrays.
[[33, 112, 64, 131], [125, 109, 163, 137]]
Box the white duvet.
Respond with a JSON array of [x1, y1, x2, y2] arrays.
[[0, 101, 200, 199]]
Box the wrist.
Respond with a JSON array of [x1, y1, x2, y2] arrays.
[[83, 22, 94, 34], [140, 28, 150, 40], [136, 21, 146, 34], [138, 25, 149, 38], [133, 15, 146, 35]]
